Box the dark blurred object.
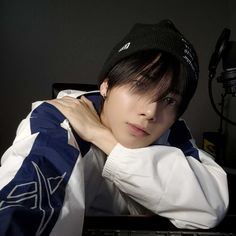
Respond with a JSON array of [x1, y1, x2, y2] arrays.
[[208, 28, 236, 126], [52, 83, 98, 98], [218, 41, 236, 96], [204, 28, 236, 165], [203, 131, 225, 164]]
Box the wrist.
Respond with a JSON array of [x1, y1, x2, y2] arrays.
[[90, 127, 117, 155]]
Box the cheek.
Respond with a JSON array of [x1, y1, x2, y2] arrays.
[[104, 98, 125, 128], [156, 107, 177, 124], [151, 113, 176, 138], [108, 92, 134, 115]]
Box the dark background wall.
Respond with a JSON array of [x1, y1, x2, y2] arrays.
[[1, 0, 235, 162]]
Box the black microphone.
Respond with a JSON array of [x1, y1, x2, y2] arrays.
[[208, 28, 230, 79], [217, 41, 236, 96]]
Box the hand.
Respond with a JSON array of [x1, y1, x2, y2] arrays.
[[47, 96, 117, 154], [47, 96, 103, 142]]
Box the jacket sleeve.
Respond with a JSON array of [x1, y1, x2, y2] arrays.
[[102, 120, 229, 230], [0, 102, 85, 236]]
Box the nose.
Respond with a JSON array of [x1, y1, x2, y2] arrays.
[[138, 101, 158, 121]]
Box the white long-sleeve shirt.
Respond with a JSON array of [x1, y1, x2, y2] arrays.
[[0, 90, 229, 235]]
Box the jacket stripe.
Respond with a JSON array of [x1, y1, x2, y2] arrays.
[[168, 120, 200, 161], [0, 103, 81, 236]]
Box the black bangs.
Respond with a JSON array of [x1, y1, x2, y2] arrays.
[[106, 50, 161, 89], [106, 50, 186, 102]]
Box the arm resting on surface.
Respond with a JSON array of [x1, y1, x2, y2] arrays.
[[102, 143, 229, 229]]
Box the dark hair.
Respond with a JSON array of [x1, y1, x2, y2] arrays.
[[98, 50, 194, 116]]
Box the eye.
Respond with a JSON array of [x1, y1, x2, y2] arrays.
[[162, 97, 177, 106]]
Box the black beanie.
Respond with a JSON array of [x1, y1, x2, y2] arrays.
[[98, 19, 199, 96]]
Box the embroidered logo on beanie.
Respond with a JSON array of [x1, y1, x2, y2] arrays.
[[118, 42, 131, 52]]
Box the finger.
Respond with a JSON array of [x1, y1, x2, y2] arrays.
[[79, 95, 89, 103], [60, 96, 78, 103], [80, 96, 97, 111], [46, 97, 72, 109], [80, 96, 95, 105]]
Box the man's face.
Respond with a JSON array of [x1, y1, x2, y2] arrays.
[[100, 79, 181, 149]]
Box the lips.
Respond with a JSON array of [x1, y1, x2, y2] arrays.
[[127, 123, 149, 137]]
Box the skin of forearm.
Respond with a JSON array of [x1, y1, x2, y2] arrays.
[[90, 127, 117, 155]]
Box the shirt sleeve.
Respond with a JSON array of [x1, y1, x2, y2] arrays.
[[0, 102, 85, 236], [102, 136, 229, 230]]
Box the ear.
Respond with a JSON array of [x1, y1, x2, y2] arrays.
[[99, 79, 109, 97]]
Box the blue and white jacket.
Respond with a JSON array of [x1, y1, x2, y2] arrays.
[[0, 90, 229, 235]]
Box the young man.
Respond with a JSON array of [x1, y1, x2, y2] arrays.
[[0, 20, 228, 236]]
